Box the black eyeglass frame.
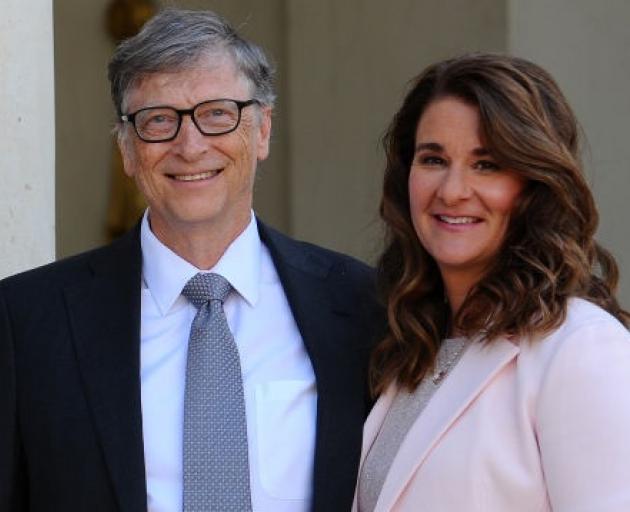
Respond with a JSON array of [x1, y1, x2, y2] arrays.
[[120, 98, 260, 143]]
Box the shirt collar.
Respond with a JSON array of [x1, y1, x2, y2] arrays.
[[140, 210, 262, 315]]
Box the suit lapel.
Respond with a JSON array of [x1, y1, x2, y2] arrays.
[[259, 221, 371, 511], [374, 338, 519, 512], [64, 228, 147, 512]]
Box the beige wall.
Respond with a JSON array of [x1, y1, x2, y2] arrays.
[[286, 0, 506, 263], [54, 0, 116, 258], [1, 0, 55, 278], [53, 1, 629, 305], [55, 0, 506, 262], [509, 0, 630, 304]]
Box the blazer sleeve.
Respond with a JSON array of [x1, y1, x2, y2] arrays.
[[536, 318, 630, 511], [0, 285, 28, 510]]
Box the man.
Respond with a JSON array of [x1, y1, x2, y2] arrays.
[[0, 9, 382, 512]]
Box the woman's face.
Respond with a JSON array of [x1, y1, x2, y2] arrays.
[[408, 96, 525, 305]]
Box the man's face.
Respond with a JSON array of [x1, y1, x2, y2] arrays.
[[118, 55, 272, 249]]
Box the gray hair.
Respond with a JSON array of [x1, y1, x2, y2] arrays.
[[108, 8, 276, 116]]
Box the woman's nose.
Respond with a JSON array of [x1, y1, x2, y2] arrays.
[[436, 165, 472, 205]]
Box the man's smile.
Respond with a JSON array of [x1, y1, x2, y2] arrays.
[[166, 169, 224, 181]]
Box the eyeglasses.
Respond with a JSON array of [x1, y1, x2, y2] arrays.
[[120, 98, 260, 143]]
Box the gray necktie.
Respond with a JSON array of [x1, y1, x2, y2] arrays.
[[182, 273, 252, 512]]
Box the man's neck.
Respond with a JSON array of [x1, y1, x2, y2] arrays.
[[148, 213, 251, 270]]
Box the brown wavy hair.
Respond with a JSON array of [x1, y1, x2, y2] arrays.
[[371, 53, 629, 395]]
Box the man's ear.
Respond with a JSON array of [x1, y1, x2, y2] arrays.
[[117, 129, 136, 177], [256, 106, 272, 162]]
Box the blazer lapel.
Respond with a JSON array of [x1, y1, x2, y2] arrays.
[[64, 229, 147, 512], [361, 384, 397, 464], [374, 338, 519, 512], [352, 385, 398, 511]]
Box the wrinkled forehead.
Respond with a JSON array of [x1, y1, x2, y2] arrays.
[[121, 51, 253, 112]]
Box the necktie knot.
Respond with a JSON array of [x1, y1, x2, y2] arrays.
[[182, 272, 232, 309]]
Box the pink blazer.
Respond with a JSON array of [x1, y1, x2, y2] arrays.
[[353, 299, 630, 512]]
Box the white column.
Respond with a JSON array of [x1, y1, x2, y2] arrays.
[[509, 0, 630, 305], [0, 0, 55, 278]]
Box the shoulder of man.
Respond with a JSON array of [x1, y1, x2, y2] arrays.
[[257, 219, 376, 286], [0, 225, 140, 303], [257, 220, 385, 340]]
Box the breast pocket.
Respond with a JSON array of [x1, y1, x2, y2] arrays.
[[255, 380, 317, 500]]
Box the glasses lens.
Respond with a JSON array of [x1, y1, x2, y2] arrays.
[[194, 100, 240, 134], [135, 107, 179, 141]]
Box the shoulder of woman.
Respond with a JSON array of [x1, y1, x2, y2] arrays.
[[529, 299, 630, 511], [516, 297, 630, 388]]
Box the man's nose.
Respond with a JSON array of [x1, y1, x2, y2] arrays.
[[436, 165, 472, 205], [172, 115, 210, 160]]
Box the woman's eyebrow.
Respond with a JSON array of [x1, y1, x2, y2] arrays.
[[415, 142, 443, 153]]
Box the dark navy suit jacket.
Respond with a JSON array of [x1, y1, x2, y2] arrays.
[[0, 221, 384, 511]]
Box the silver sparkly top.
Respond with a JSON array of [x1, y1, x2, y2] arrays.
[[357, 337, 467, 512]]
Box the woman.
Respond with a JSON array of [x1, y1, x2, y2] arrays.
[[354, 54, 630, 511]]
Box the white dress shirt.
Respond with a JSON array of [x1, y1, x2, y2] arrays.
[[139, 211, 316, 512]]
